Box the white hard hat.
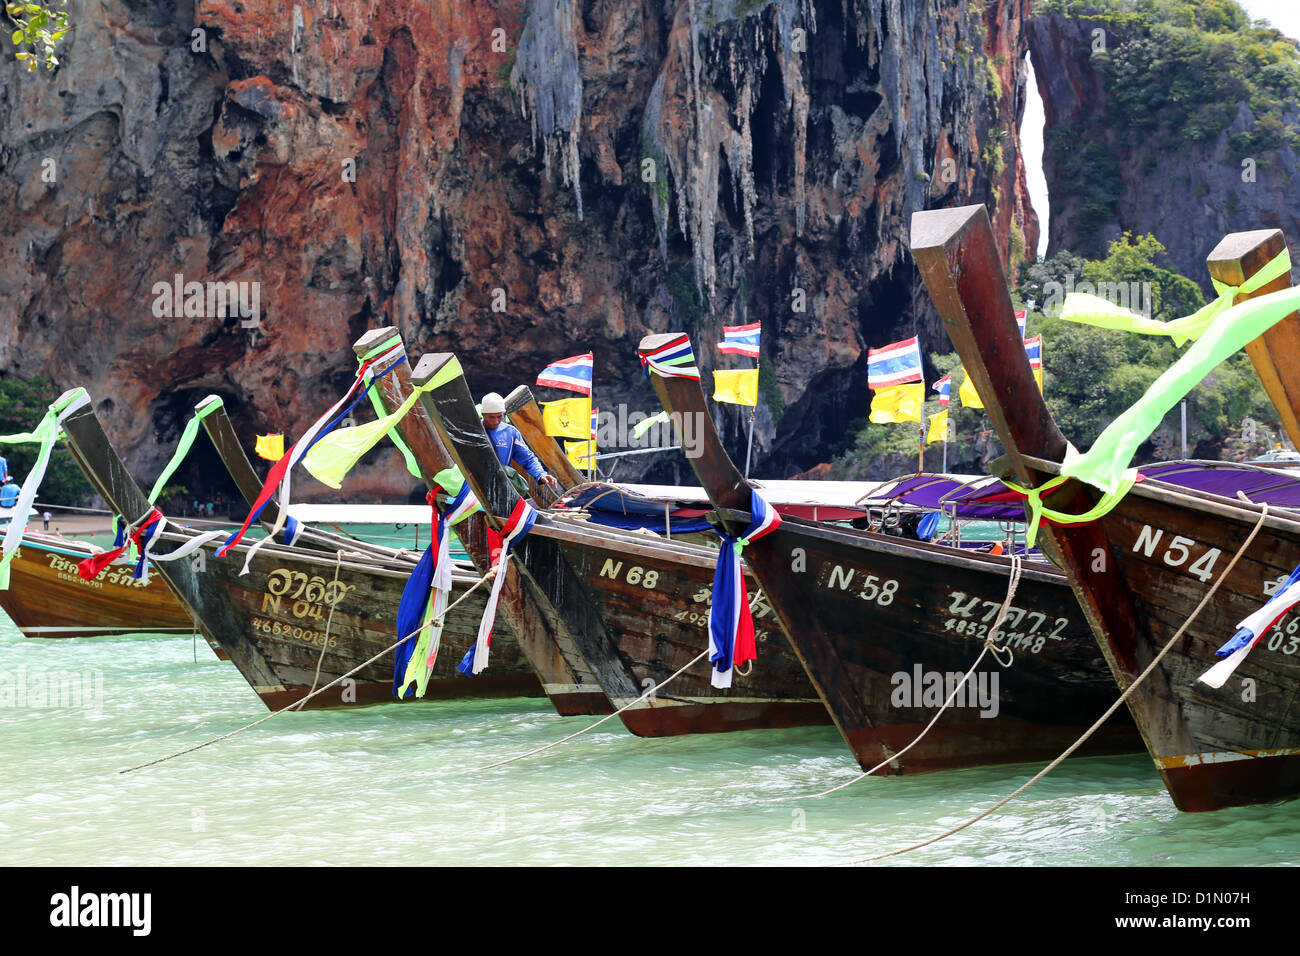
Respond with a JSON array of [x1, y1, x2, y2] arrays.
[[481, 392, 506, 415]]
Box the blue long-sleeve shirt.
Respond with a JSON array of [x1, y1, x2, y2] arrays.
[[486, 422, 545, 481]]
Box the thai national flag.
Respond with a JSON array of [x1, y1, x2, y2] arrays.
[[590, 408, 598, 440], [934, 374, 951, 407], [708, 490, 782, 689], [1199, 563, 1300, 688], [1023, 335, 1042, 369], [537, 353, 594, 395], [1015, 309, 1027, 337], [867, 336, 922, 389], [718, 322, 761, 358]]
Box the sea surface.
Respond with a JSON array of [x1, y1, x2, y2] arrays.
[[2, 612, 1297, 867]]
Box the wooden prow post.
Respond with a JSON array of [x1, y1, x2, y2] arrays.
[[911, 205, 1069, 488], [196, 396, 285, 526], [638, 332, 750, 525], [409, 353, 526, 530], [505, 384, 583, 490], [351, 327, 459, 488], [1205, 229, 1300, 450]]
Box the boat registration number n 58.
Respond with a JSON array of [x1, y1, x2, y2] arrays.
[[812, 563, 899, 606]]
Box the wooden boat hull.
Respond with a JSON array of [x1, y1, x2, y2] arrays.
[[752, 521, 1140, 772], [0, 534, 196, 639], [912, 206, 1300, 809], [1079, 484, 1300, 809], [543, 523, 829, 736], [638, 339, 1139, 772], [55, 393, 543, 712], [185, 532, 543, 709]]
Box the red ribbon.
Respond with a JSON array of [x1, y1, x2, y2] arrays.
[[78, 509, 163, 581]]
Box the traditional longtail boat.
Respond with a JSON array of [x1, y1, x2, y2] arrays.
[[56, 390, 542, 710], [912, 206, 1300, 810], [0, 531, 196, 639], [346, 328, 611, 716], [638, 334, 1140, 772], [405, 352, 832, 735]]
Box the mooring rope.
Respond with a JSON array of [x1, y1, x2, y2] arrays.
[[830, 504, 1269, 866], [117, 563, 502, 774], [782, 554, 1023, 803], [290, 550, 347, 710], [464, 649, 711, 773]]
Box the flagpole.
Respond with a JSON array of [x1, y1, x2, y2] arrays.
[[918, 402, 925, 474], [744, 405, 756, 479]]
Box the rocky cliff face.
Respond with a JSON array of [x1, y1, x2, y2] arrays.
[[0, 0, 1035, 497], [1027, 11, 1300, 288]]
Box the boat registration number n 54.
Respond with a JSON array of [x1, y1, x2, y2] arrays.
[[1131, 525, 1222, 582]]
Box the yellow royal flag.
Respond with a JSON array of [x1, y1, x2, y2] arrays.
[[1033, 367, 1044, 393], [713, 368, 759, 406], [869, 383, 924, 424], [926, 409, 949, 445], [565, 439, 596, 469], [542, 396, 592, 439], [255, 433, 284, 461], [958, 371, 983, 409]]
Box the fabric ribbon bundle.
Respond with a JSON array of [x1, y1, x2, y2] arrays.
[[77, 509, 229, 584], [459, 496, 538, 677], [707, 489, 782, 689], [394, 470, 482, 699], [1198, 562, 1300, 688], [215, 342, 406, 572]]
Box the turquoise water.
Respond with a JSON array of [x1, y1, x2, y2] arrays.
[[1, 612, 1297, 866]]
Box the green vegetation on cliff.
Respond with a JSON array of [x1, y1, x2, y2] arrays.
[[1041, 0, 1300, 150]]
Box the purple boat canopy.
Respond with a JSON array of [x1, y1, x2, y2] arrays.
[[858, 461, 1300, 522]]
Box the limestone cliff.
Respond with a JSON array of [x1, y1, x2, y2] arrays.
[[0, 0, 1036, 496], [1027, 6, 1300, 290]]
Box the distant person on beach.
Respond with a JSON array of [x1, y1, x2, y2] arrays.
[[42, 511, 50, 530], [480, 392, 559, 494]]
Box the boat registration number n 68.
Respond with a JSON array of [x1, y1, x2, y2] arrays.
[[1131, 525, 1221, 582]]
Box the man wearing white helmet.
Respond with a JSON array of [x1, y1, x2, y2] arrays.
[[481, 392, 560, 492]]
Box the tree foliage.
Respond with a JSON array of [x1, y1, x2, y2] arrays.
[[5, 1, 68, 72], [0, 376, 94, 504]]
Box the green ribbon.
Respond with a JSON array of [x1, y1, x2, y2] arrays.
[[302, 377, 439, 489], [146, 397, 224, 504], [1059, 248, 1292, 347], [0, 388, 88, 589], [1007, 284, 1300, 541], [633, 410, 670, 440], [1003, 469, 1138, 548]]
